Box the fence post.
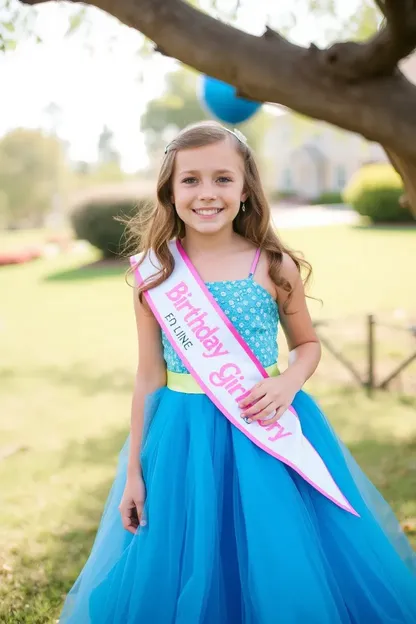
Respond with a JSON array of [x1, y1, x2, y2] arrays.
[[367, 314, 375, 396]]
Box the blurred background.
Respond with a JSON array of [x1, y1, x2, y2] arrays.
[[0, 0, 415, 621]]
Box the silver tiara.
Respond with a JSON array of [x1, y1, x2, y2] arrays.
[[226, 128, 248, 145], [164, 127, 248, 154]]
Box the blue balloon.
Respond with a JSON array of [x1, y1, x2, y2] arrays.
[[199, 75, 261, 125]]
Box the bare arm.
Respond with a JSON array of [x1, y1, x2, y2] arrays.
[[127, 288, 167, 479], [277, 253, 321, 390], [238, 252, 321, 423]]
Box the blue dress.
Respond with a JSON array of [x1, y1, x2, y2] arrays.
[[60, 275, 416, 623]]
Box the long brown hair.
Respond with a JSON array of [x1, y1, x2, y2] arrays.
[[126, 120, 312, 310]]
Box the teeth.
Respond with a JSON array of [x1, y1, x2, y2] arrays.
[[194, 209, 222, 215]]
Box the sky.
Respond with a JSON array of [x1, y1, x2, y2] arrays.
[[1, 0, 363, 171]]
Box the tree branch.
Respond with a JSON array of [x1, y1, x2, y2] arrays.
[[321, 1, 416, 80], [22, 0, 415, 157], [18, 0, 416, 215], [375, 0, 412, 27]]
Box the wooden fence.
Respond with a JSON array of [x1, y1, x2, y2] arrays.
[[313, 315, 416, 396]]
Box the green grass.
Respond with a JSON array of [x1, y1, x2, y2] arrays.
[[0, 225, 415, 623], [284, 224, 416, 317]]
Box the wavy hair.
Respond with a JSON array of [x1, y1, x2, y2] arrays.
[[125, 120, 312, 310]]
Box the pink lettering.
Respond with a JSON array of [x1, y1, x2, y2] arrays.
[[258, 419, 292, 441], [195, 325, 219, 340], [232, 386, 247, 399], [166, 281, 188, 301], [176, 298, 194, 313], [209, 362, 239, 386], [184, 307, 200, 322], [268, 427, 292, 442], [224, 378, 240, 391], [188, 312, 207, 331], [165, 282, 228, 358], [209, 363, 247, 397]]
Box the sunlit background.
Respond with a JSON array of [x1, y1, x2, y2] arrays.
[[0, 1, 415, 621]]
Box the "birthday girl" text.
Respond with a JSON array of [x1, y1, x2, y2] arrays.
[[166, 281, 229, 359]]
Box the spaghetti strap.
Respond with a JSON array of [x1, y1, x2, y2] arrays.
[[249, 248, 261, 277]]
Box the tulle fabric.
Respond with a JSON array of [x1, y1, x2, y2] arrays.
[[60, 388, 416, 623]]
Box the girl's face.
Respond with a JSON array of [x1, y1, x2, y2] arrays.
[[171, 139, 247, 236]]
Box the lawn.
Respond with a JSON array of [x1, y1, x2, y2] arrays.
[[0, 224, 415, 623]]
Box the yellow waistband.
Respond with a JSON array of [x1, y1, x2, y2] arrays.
[[167, 363, 280, 394]]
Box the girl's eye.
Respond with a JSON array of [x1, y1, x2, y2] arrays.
[[181, 176, 232, 184]]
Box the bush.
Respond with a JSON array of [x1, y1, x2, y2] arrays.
[[71, 198, 150, 259], [343, 163, 412, 223], [268, 190, 299, 202], [312, 191, 343, 205]]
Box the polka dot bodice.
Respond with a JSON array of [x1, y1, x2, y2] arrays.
[[162, 277, 279, 373]]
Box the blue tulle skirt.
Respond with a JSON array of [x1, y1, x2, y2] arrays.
[[60, 388, 416, 623]]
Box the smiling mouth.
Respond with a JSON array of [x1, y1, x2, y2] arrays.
[[192, 208, 224, 215]]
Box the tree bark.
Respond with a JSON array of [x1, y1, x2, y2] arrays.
[[385, 149, 416, 216], [20, 0, 416, 216]]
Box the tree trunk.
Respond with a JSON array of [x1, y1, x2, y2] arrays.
[[20, 0, 416, 216], [385, 149, 416, 216]]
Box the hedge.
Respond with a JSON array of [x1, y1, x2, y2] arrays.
[[343, 163, 412, 223], [71, 198, 149, 258]]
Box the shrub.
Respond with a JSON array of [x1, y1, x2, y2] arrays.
[[312, 191, 343, 205], [343, 163, 412, 223], [268, 190, 299, 202], [71, 198, 150, 259]]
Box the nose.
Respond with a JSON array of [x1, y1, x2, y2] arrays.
[[198, 183, 217, 202]]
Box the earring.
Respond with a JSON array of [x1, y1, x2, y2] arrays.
[[241, 201, 246, 212]]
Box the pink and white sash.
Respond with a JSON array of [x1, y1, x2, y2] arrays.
[[130, 240, 358, 516]]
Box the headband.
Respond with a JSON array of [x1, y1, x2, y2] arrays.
[[164, 127, 248, 154]]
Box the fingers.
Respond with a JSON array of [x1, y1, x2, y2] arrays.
[[244, 402, 288, 425], [241, 395, 274, 420], [259, 404, 287, 426], [245, 401, 276, 423], [119, 500, 145, 535], [137, 501, 147, 527], [238, 383, 265, 409], [119, 504, 137, 535]]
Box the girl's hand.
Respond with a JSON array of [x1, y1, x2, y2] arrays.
[[238, 373, 301, 425], [119, 473, 147, 535]]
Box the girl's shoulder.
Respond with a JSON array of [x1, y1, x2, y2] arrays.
[[261, 248, 300, 278], [278, 251, 301, 281], [257, 250, 301, 301]]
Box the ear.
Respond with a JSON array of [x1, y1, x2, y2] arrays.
[[241, 191, 249, 203]]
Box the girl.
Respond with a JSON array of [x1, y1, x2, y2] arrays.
[[60, 121, 416, 623]]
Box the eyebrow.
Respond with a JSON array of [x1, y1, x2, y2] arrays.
[[177, 169, 236, 176]]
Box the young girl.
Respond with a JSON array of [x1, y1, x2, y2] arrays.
[[60, 121, 416, 623]]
